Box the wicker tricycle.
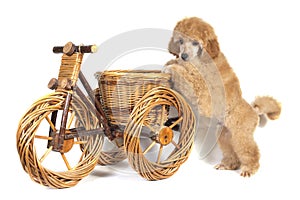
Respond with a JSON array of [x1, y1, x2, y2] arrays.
[[16, 42, 195, 188]]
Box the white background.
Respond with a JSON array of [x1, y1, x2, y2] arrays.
[[1, 0, 299, 199]]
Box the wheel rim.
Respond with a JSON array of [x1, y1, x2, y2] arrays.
[[16, 91, 103, 188], [124, 87, 195, 180]]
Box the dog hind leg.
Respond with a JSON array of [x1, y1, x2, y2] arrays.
[[215, 127, 241, 170], [226, 101, 260, 177]]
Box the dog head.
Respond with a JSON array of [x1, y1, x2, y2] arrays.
[[168, 17, 220, 61]]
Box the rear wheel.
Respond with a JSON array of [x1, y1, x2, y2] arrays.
[[124, 87, 195, 180]]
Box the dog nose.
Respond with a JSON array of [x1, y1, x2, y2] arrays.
[[181, 53, 188, 61]]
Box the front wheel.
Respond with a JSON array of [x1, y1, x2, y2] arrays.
[[16, 91, 103, 188]]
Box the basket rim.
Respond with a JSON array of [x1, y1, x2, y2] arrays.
[[95, 70, 171, 79]]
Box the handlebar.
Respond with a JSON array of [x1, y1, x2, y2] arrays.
[[53, 42, 97, 56]]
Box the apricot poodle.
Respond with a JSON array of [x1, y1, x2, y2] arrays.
[[164, 17, 281, 177]]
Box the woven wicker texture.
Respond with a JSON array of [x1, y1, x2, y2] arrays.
[[95, 70, 172, 165], [16, 91, 103, 188], [58, 53, 83, 86], [96, 70, 171, 126], [97, 144, 126, 165], [124, 87, 195, 180]]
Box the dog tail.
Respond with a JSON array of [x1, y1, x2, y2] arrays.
[[252, 96, 281, 127]]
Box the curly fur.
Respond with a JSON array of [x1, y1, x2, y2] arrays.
[[164, 17, 281, 177]]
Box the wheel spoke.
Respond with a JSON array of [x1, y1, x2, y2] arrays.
[[39, 146, 53, 163], [145, 123, 157, 133], [61, 153, 72, 170], [171, 140, 180, 150], [169, 116, 183, 129], [143, 141, 156, 155], [157, 144, 163, 164], [35, 135, 53, 140], [160, 105, 166, 127], [45, 115, 57, 132], [67, 112, 76, 129], [74, 140, 87, 145]]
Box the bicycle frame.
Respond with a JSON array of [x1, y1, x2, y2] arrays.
[[48, 42, 115, 152]]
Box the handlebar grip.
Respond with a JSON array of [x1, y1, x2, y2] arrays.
[[53, 42, 97, 55]]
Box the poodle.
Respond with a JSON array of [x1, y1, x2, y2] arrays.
[[163, 17, 281, 177]]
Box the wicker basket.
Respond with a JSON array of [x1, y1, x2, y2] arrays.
[[95, 70, 171, 127]]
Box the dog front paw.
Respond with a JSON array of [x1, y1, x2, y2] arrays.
[[165, 59, 178, 66]]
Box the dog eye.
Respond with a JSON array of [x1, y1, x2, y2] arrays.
[[179, 38, 184, 45], [192, 41, 199, 46]]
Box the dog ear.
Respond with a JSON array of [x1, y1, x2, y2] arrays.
[[168, 36, 180, 57], [206, 39, 220, 59]]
